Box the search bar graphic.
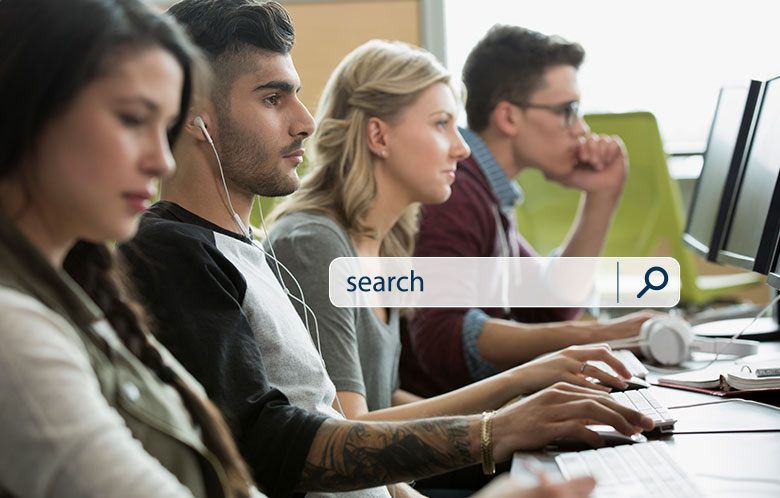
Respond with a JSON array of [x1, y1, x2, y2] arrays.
[[329, 257, 680, 308]]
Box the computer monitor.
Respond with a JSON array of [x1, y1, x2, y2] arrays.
[[683, 82, 762, 261], [768, 260, 780, 290], [766, 230, 780, 290], [759, 251, 780, 340], [718, 75, 780, 274]]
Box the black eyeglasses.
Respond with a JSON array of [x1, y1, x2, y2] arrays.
[[513, 100, 580, 128]]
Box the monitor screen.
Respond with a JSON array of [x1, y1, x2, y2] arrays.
[[718, 76, 780, 273], [768, 227, 780, 290], [768, 257, 780, 290], [683, 82, 760, 261]]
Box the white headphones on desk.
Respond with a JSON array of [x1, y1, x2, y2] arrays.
[[609, 316, 759, 366]]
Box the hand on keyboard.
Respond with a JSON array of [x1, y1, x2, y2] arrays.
[[491, 382, 655, 460], [589, 349, 649, 381], [511, 344, 633, 394], [610, 389, 676, 433]]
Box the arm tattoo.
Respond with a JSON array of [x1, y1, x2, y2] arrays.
[[298, 417, 478, 491]]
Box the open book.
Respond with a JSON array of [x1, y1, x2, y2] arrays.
[[657, 353, 780, 394]]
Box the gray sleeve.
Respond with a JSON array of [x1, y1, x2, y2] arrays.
[[0, 289, 195, 498], [266, 217, 367, 397]]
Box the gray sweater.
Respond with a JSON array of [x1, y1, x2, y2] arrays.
[[265, 211, 401, 412]]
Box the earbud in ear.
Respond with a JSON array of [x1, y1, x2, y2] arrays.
[[192, 116, 214, 145]]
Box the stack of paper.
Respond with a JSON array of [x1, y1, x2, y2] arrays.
[[658, 353, 780, 392]]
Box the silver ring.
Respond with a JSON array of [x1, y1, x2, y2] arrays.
[[580, 361, 588, 374]]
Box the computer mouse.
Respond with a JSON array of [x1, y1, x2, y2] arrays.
[[594, 376, 651, 391], [548, 427, 648, 451], [621, 376, 651, 391]]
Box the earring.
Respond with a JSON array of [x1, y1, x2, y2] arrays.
[[378, 150, 387, 158]]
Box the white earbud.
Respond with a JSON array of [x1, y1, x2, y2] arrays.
[[193, 116, 214, 146], [191, 112, 346, 418], [192, 115, 250, 239]]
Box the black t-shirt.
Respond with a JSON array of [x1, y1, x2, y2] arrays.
[[119, 201, 326, 498]]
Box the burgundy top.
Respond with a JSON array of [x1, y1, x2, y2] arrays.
[[401, 156, 581, 396]]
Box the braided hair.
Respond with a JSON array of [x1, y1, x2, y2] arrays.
[[1, 0, 253, 495], [64, 242, 253, 497]]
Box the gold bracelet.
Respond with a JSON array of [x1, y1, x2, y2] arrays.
[[480, 410, 496, 475]]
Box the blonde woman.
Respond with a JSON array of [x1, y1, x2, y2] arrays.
[[267, 41, 636, 427]]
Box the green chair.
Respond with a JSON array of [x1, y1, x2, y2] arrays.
[[515, 111, 762, 305]]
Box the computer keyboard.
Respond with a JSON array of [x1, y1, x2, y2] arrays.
[[611, 388, 676, 433], [591, 349, 649, 379], [555, 441, 703, 497], [614, 349, 650, 379]]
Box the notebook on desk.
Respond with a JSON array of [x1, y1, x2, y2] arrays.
[[657, 353, 780, 396]]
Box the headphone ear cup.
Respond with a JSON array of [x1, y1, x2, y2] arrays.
[[641, 317, 692, 366], [638, 319, 656, 361]]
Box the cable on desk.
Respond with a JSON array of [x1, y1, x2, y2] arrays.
[[667, 399, 738, 410], [645, 293, 780, 376], [665, 429, 780, 434], [690, 294, 780, 370], [695, 474, 780, 487], [667, 398, 780, 412], [739, 398, 780, 412]]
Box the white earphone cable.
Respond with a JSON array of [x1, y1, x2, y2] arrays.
[[646, 293, 780, 374], [197, 119, 346, 419], [695, 292, 780, 370]]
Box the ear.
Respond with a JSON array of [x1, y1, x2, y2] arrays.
[[366, 116, 390, 157], [490, 101, 521, 137], [184, 97, 217, 142], [185, 112, 215, 141]]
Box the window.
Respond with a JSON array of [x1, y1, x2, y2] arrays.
[[445, 0, 780, 155]]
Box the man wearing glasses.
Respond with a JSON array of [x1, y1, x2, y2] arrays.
[[403, 24, 654, 396]]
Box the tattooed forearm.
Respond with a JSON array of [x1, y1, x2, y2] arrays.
[[297, 416, 480, 492]]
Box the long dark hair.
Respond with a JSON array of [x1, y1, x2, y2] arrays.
[[0, 0, 251, 496]]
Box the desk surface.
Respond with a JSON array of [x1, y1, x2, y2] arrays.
[[510, 346, 780, 497]]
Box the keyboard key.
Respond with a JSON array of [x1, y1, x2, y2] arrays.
[[611, 391, 632, 408], [614, 349, 650, 379], [590, 349, 650, 380], [554, 442, 703, 497], [610, 388, 676, 432], [626, 390, 653, 411]]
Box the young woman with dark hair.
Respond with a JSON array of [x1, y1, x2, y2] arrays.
[[0, 0, 255, 496]]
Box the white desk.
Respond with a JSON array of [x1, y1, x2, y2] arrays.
[[510, 346, 780, 497]]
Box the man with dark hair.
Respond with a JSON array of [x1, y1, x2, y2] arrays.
[[405, 25, 655, 396], [120, 5, 651, 498]]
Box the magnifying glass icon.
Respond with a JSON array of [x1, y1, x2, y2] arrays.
[[637, 266, 668, 298]]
